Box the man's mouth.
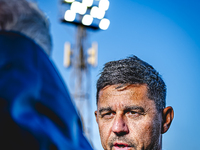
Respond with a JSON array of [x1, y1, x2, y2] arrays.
[[113, 143, 131, 150]]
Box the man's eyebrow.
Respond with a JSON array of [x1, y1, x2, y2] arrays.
[[99, 107, 112, 114], [124, 106, 145, 112]]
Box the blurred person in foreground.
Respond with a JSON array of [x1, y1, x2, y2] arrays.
[[95, 56, 174, 150], [0, 0, 92, 149]]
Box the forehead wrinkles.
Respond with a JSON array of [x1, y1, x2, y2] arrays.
[[99, 84, 148, 102], [97, 86, 152, 112]]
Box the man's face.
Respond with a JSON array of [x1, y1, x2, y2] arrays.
[[95, 84, 163, 150]]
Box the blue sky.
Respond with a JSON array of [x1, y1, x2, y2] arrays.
[[37, 0, 200, 149]]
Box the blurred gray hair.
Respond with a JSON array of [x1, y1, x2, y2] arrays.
[[0, 0, 52, 56]]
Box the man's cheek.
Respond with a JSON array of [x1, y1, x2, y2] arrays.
[[130, 121, 152, 139], [99, 124, 110, 148]]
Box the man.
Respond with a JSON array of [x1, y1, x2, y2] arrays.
[[95, 56, 174, 150], [0, 0, 92, 149], [0, 0, 52, 56]]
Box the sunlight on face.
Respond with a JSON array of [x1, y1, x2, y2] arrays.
[[95, 84, 162, 150]]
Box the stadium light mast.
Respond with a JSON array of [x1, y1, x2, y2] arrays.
[[60, 0, 110, 144]]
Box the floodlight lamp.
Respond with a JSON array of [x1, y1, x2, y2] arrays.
[[79, 3, 87, 15], [70, 1, 81, 13], [99, 18, 110, 30], [99, 0, 109, 11], [97, 9, 105, 19], [90, 6, 105, 19], [71, 1, 87, 15], [82, 15, 93, 26], [90, 6, 98, 18], [64, 10, 76, 22], [64, 0, 75, 3], [82, 0, 93, 7]]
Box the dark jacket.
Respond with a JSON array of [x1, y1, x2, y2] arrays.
[[0, 31, 92, 150]]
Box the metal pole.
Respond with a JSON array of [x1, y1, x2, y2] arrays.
[[69, 25, 93, 144]]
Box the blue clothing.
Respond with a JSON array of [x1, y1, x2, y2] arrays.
[[0, 31, 93, 150]]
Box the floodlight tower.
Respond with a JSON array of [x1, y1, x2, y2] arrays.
[[60, 0, 110, 144]]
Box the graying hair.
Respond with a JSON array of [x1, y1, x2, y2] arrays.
[[97, 56, 166, 112], [0, 0, 52, 55]]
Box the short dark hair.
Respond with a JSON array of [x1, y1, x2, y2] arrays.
[[96, 55, 166, 111]]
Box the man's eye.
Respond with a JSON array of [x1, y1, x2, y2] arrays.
[[101, 112, 115, 119], [126, 111, 140, 118]]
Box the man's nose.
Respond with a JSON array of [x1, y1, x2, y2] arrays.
[[112, 114, 129, 136]]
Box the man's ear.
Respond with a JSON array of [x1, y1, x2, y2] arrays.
[[95, 111, 98, 123], [161, 106, 174, 134]]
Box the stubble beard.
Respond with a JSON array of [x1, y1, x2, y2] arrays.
[[107, 136, 136, 150], [145, 115, 162, 150], [104, 127, 161, 150]]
